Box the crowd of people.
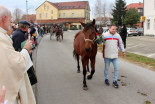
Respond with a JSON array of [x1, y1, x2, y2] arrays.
[[0, 4, 127, 104]]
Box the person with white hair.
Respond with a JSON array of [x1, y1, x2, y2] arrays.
[[0, 6, 36, 104]]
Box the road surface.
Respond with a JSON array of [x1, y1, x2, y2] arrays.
[[36, 30, 155, 104]]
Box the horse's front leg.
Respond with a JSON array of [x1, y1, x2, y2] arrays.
[[87, 57, 96, 80], [82, 57, 88, 90]]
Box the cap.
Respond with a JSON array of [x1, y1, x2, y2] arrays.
[[18, 20, 30, 26]]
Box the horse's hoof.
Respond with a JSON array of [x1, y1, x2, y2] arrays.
[[77, 70, 81, 73], [83, 85, 88, 90], [87, 75, 92, 80], [87, 72, 91, 76]]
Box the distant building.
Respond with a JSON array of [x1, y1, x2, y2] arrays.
[[95, 17, 111, 28], [13, 14, 36, 24], [36, 1, 90, 29], [144, 0, 155, 36], [21, 14, 36, 23], [126, 2, 143, 28]]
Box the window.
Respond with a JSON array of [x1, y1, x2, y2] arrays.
[[72, 13, 74, 17], [138, 8, 143, 13], [51, 16, 53, 20], [44, 4, 46, 9], [147, 19, 150, 29], [154, 19, 155, 30], [46, 13, 48, 18], [39, 13, 42, 19], [154, 0, 155, 10], [47, 6, 49, 10], [51, 10, 53, 14], [63, 13, 65, 18]]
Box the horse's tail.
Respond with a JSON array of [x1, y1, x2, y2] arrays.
[[73, 50, 78, 60]]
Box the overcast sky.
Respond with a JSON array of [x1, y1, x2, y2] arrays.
[[0, 0, 143, 19]]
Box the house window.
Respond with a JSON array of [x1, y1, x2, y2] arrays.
[[72, 13, 74, 17], [63, 13, 65, 18], [154, 19, 155, 30], [44, 4, 46, 10], [51, 16, 53, 20], [47, 6, 49, 10], [147, 19, 150, 29], [138, 8, 143, 13], [39, 13, 42, 19], [154, 0, 155, 10], [51, 10, 53, 14], [46, 13, 48, 18]]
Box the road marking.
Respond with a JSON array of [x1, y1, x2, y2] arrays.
[[147, 53, 155, 57], [126, 45, 140, 49]]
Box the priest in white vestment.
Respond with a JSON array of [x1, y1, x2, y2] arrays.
[[0, 6, 36, 104]]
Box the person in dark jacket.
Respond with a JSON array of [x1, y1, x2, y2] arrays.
[[120, 24, 127, 48], [98, 26, 103, 36], [12, 21, 30, 51]]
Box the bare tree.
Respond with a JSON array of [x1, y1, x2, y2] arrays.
[[94, 0, 102, 18], [13, 8, 23, 24], [101, 2, 107, 26]]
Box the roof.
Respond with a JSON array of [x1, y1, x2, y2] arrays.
[[36, 18, 85, 24], [36, 1, 88, 10], [21, 14, 36, 22], [95, 17, 110, 21], [126, 2, 143, 10]]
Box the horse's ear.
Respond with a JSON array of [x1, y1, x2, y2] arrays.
[[92, 19, 95, 27], [79, 21, 85, 27]]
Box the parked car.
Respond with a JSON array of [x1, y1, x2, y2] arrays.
[[127, 28, 138, 36], [137, 28, 143, 36]]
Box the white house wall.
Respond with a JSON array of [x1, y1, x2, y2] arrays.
[[144, 0, 155, 36]]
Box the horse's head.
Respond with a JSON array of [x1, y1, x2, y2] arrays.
[[80, 19, 96, 52]]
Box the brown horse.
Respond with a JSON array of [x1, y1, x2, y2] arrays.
[[56, 26, 62, 42], [73, 19, 97, 90]]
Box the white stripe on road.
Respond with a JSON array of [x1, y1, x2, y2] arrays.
[[147, 53, 155, 57], [126, 45, 140, 49]]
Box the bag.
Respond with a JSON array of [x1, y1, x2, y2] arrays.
[[27, 66, 37, 85], [32, 33, 36, 37]]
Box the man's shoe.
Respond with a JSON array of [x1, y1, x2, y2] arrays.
[[105, 79, 110, 86], [113, 81, 119, 88]]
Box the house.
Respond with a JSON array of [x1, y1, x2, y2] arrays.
[[95, 17, 111, 28], [126, 2, 143, 28], [21, 14, 36, 23], [144, 0, 155, 36], [36, 1, 90, 29]]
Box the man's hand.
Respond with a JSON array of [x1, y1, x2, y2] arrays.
[[0, 86, 6, 104], [123, 52, 126, 56], [23, 40, 32, 54]]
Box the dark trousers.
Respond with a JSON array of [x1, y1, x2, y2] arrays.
[[122, 38, 126, 48]]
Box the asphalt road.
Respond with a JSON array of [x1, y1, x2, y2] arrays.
[[126, 36, 155, 59], [36, 31, 155, 104]]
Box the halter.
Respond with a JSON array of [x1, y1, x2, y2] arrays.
[[84, 36, 96, 44]]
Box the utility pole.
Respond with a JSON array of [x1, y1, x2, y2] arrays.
[[26, 0, 28, 21]]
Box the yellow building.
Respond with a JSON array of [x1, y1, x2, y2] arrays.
[[36, 1, 90, 29]]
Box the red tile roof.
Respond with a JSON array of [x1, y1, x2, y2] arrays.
[[37, 18, 85, 24], [96, 17, 110, 21], [21, 14, 36, 22], [36, 1, 88, 10], [126, 2, 143, 11]]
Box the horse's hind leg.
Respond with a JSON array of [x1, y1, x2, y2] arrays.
[[87, 57, 95, 80], [77, 54, 80, 73]]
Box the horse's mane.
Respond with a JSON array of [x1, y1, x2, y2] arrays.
[[84, 23, 94, 31], [74, 23, 94, 39]]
